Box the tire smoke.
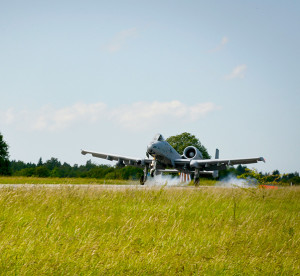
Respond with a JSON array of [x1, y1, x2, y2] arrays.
[[145, 174, 188, 186], [217, 174, 257, 188]]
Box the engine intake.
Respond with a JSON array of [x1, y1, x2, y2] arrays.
[[183, 146, 203, 160]]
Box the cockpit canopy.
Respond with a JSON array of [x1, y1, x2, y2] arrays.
[[153, 133, 165, 142]]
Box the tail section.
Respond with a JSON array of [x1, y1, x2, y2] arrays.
[[213, 148, 219, 178], [215, 148, 219, 159]]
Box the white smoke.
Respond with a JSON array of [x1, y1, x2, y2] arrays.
[[217, 174, 257, 188], [145, 174, 188, 186]]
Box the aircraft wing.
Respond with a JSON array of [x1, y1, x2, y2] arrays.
[[175, 157, 265, 171], [81, 150, 152, 166]]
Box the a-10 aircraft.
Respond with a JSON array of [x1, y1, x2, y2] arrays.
[[81, 133, 265, 185]]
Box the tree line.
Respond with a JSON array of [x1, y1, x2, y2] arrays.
[[219, 165, 300, 185], [10, 158, 144, 180]]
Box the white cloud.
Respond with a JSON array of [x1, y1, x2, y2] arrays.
[[209, 36, 229, 53], [108, 101, 218, 130], [2, 108, 15, 124], [103, 28, 138, 53], [33, 103, 107, 130], [1, 101, 219, 132], [0, 103, 107, 131], [224, 64, 247, 80]]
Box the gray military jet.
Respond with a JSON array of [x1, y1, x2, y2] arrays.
[[81, 133, 265, 185]]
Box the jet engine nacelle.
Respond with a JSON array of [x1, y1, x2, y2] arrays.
[[183, 146, 203, 160]]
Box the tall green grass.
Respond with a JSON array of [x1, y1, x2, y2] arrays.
[[0, 186, 299, 274]]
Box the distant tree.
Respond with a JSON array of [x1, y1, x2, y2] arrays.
[[166, 132, 211, 159], [35, 166, 50, 177], [44, 158, 61, 170], [119, 167, 143, 180], [0, 132, 10, 175], [50, 167, 62, 178], [10, 160, 27, 172], [85, 160, 97, 170], [218, 166, 237, 179], [272, 170, 280, 176], [236, 165, 247, 176], [37, 157, 43, 166], [15, 167, 35, 177]]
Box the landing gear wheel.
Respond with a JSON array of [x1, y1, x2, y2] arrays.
[[140, 175, 145, 185], [150, 170, 155, 177], [194, 177, 200, 187]]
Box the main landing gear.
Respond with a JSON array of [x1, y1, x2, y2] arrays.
[[141, 160, 156, 184], [194, 169, 200, 187], [140, 175, 146, 185], [140, 165, 149, 185]]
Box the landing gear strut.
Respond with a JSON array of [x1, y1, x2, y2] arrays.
[[140, 165, 149, 185], [194, 169, 200, 187], [150, 160, 156, 178], [140, 175, 146, 185]]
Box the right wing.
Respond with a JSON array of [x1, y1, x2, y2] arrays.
[[81, 150, 152, 166]]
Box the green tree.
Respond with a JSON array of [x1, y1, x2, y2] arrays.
[[236, 164, 247, 176], [37, 157, 43, 166], [44, 158, 61, 170], [0, 132, 10, 175], [272, 170, 280, 176], [166, 132, 211, 159], [15, 167, 35, 177], [35, 166, 50, 177]]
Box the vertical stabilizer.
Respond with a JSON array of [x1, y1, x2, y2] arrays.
[[215, 148, 219, 159], [213, 148, 219, 178]]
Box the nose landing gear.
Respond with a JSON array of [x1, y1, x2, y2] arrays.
[[150, 159, 157, 178]]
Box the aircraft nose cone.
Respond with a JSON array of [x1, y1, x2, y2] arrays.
[[147, 143, 153, 153], [147, 143, 156, 155]]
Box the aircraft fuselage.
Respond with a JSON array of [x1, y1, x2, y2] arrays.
[[147, 139, 182, 167]]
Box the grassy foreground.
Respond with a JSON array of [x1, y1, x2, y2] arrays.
[[0, 186, 299, 275]]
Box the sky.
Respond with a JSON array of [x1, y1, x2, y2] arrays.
[[0, 0, 299, 173]]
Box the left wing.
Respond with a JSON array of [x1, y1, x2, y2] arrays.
[[81, 150, 153, 166], [175, 157, 265, 171]]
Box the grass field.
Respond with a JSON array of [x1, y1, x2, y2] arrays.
[[0, 185, 299, 274]]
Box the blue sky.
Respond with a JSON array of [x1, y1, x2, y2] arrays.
[[0, 0, 299, 173]]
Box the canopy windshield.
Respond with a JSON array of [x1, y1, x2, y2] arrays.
[[153, 133, 165, 142]]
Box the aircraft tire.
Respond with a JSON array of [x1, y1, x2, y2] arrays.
[[140, 176, 145, 185], [194, 178, 200, 187]]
